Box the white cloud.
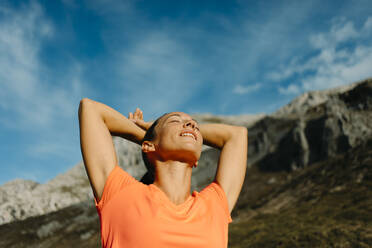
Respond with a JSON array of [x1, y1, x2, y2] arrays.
[[233, 83, 261, 95], [100, 0, 319, 115], [275, 17, 372, 95], [363, 16, 372, 30], [0, 1, 88, 165], [310, 19, 359, 49], [330, 20, 358, 43], [278, 84, 301, 95], [0, 2, 84, 130]]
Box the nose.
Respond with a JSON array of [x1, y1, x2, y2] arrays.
[[184, 120, 196, 129]]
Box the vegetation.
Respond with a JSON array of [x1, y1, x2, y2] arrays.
[[228, 140, 372, 248]]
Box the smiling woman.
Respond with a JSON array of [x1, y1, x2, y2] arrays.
[[78, 98, 248, 248], [139, 112, 201, 185]]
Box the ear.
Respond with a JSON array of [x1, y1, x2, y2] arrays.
[[142, 141, 156, 153]]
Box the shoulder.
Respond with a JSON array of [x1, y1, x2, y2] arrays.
[[95, 165, 140, 210], [199, 182, 233, 223]]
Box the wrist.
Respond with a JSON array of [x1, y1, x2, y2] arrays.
[[145, 121, 154, 130]]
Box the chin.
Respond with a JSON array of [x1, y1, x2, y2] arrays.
[[183, 146, 201, 160], [159, 141, 202, 163], [177, 148, 201, 165]]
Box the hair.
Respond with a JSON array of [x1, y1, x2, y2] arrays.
[[139, 112, 169, 185]]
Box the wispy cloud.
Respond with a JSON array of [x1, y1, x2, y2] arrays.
[[233, 83, 261, 95], [364, 16, 372, 30], [0, 2, 88, 167], [0, 2, 84, 130], [272, 17, 372, 95], [1, 0, 371, 185], [102, 0, 318, 115], [278, 84, 301, 95]]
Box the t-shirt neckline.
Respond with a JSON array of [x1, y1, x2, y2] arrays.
[[149, 184, 195, 210]]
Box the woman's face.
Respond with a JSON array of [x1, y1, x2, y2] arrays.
[[152, 112, 203, 165]]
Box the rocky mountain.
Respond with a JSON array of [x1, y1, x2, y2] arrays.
[[0, 78, 371, 247], [272, 79, 361, 116], [248, 78, 372, 171]]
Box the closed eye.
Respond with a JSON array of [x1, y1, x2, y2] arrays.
[[168, 116, 199, 130]]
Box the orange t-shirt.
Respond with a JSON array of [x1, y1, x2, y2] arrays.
[[94, 165, 233, 248]]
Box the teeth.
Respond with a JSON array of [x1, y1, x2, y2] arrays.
[[181, 133, 195, 139]]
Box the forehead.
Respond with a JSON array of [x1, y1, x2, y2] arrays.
[[160, 112, 198, 124]]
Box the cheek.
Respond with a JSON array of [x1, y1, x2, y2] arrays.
[[157, 131, 178, 148]]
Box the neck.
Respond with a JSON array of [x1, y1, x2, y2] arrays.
[[152, 160, 193, 205]]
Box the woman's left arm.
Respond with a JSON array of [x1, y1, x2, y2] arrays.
[[199, 123, 248, 214]]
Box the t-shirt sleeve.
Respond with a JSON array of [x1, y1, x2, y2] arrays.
[[201, 182, 233, 224], [94, 165, 139, 210]]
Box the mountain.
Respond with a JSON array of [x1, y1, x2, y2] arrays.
[[248, 78, 372, 171], [0, 78, 371, 247]]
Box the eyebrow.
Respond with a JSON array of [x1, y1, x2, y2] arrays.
[[165, 113, 199, 124]]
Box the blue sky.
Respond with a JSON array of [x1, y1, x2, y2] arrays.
[[0, 0, 371, 185]]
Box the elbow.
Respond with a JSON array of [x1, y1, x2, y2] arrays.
[[79, 98, 96, 108], [80, 97, 92, 106], [231, 126, 248, 144], [240, 126, 248, 134], [234, 126, 248, 137], [235, 126, 248, 149], [224, 126, 247, 144], [78, 98, 92, 117]]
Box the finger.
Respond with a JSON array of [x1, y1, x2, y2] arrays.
[[129, 112, 133, 119], [140, 110, 143, 120], [134, 108, 140, 119], [137, 108, 142, 119]]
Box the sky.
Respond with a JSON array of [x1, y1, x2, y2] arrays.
[[0, 0, 371, 185]]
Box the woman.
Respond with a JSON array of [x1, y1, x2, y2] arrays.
[[78, 98, 247, 248]]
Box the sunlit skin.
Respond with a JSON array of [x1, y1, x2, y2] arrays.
[[142, 112, 203, 205]]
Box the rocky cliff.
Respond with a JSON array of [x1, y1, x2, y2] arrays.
[[249, 78, 372, 171]]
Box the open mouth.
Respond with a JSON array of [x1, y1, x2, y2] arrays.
[[180, 131, 197, 141]]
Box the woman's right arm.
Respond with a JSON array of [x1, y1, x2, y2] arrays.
[[78, 98, 145, 201]]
